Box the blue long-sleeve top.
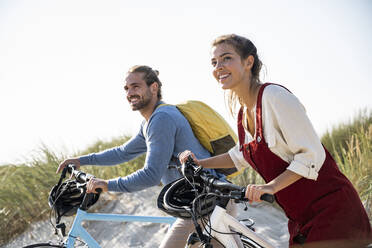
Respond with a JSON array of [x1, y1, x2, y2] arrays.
[[79, 102, 224, 192]]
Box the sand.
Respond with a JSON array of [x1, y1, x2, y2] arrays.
[[3, 186, 289, 248]]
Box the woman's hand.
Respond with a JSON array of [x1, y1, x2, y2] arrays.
[[245, 184, 275, 203], [178, 150, 201, 166], [56, 158, 81, 173], [86, 177, 108, 193]]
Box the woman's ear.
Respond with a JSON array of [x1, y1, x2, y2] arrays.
[[244, 55, 255, 70]]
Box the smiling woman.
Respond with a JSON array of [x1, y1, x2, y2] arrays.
[[179, 33, 372, 247]]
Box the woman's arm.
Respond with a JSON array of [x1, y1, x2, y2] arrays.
[[179, 150, 235, 168], [268, 169, 303, 193], [245, 169, 302, 202]]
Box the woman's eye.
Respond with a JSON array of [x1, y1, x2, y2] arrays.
[[211, 61, 217, 67], [223, 56, 231, 61]]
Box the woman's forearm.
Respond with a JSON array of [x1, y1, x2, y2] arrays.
[[200, 152, 236, 169], [268, 169, 303, 194]]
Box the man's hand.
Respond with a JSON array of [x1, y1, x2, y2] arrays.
[[87, 177, 109, 193], [56, 158, 81, 173]]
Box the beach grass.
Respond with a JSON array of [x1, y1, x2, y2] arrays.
[[0, 135, 144, 246], [1, 111, 372, 245]]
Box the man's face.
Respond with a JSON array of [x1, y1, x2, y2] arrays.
[[124, 72, 154, 111]]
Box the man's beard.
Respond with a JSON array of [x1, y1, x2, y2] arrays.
[[128, 91, 153, 111]]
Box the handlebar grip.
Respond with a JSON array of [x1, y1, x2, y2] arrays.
[[242, 188, 275, 203], [67, 164, 76, 174], [260, 193, 274, 203]]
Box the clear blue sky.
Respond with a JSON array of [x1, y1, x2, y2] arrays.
[[0, 0, 371, 165]]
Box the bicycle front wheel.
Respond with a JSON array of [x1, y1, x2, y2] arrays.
[[22, 242, 64, 248]]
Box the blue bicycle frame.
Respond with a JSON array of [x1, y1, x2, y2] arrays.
[[65, 208, 176, 248]]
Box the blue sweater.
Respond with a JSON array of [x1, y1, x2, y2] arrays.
[[79, 102, 223, 192]]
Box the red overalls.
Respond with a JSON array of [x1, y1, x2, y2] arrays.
[[238, 83, 371, 245]]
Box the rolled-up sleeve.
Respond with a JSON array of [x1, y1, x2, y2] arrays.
[[228, 143, 250, 171], [270, 87, 326, 180]]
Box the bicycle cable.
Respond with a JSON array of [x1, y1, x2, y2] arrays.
[[191, 192, 240, 248]]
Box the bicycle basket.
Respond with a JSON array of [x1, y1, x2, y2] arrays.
[[157, 177, 218, 219], [48, 179, 99, 222]]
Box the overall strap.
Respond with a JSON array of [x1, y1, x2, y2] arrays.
[[255, 83, 291, 143], [255, 83, 270, 143], [237, 108, 245, 151]]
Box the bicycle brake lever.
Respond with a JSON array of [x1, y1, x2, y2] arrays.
[[56, 223, 66, 237], [76, 182, 87, 189], [193, 165, 203, 175]]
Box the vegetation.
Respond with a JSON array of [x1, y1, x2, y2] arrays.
[[0, 135, 144, 246], [1, 110, 371, 245], [321, 110, 372, 219]]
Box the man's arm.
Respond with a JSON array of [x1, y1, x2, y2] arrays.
[[107, 112, 177, 192], [79, 133, 147, 166], [57, 127, 147, 173]]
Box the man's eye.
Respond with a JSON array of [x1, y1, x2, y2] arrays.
[[211, 61, 217, 66], [223, 56, 231, 61]]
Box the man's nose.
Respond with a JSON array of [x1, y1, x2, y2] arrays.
[[126, 88, 135, 97]]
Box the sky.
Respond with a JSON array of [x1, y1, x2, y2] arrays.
[[0, 0, 371, 165]]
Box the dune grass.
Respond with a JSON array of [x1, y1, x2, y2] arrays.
[[321, 110, 372, 219], [0, 135, 144, 246], [1, 111, 372, 245]]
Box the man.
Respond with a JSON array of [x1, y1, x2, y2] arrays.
[[57, 65, 232, 247]]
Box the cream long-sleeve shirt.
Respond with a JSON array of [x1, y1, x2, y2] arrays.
[[228, 84, 326, 181]]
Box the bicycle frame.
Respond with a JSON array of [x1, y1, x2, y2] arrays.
[[205, 205, 275, 248], [64, 208, 176, 248]]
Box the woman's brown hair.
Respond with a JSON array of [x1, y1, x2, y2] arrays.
[[212, 34, 263, 116]]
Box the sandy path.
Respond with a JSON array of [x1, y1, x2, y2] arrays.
[[3, 186, 289, 248]]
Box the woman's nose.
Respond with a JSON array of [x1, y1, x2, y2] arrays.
[[216, 60, 224, 70]]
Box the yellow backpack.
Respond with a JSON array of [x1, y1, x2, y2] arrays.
[[159, 100, 242, 178]]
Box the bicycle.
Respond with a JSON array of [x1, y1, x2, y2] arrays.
[[158, 156, 277, 248], [22, 164, 176, 248]]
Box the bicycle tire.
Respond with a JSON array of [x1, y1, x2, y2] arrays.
[[22, 242, 64, 248]]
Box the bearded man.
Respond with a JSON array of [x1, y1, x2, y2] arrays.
[[57, 65, 231, 247]]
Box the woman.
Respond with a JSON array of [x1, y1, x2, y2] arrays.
[[179, 34, 371, 247]]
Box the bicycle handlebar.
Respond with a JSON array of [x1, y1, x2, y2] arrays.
[[183, 156, 274, 204], [200, 173, 274, 203], [64, 164, 102, 193]]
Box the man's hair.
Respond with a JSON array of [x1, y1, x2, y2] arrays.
[[128, 65, 162, 100]]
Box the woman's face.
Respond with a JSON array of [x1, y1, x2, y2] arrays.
[[211, 43, 251, 90]]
